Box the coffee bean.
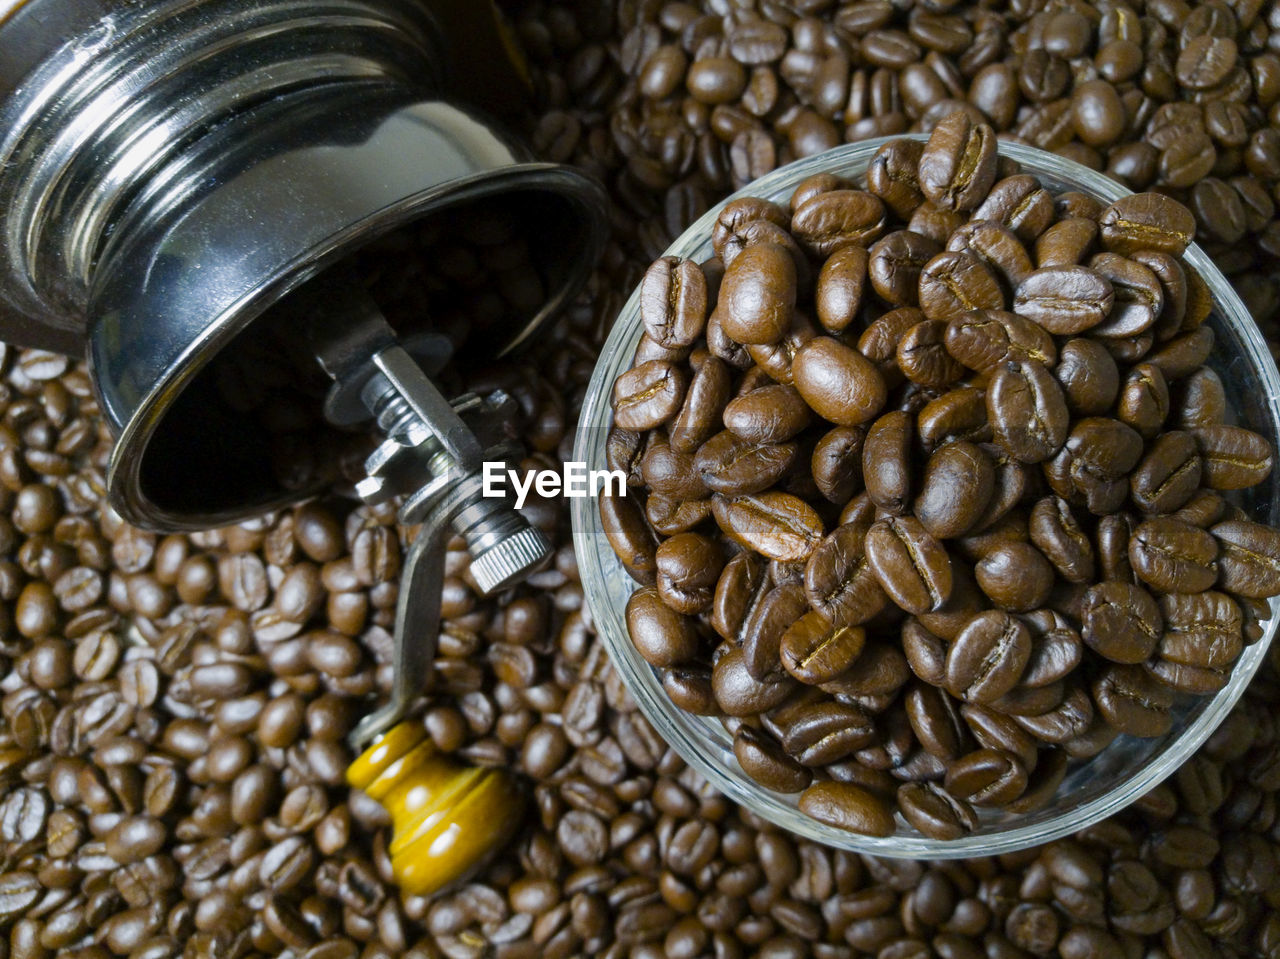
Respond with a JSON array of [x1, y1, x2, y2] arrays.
[[1193, 425, 1274, 489], [1093, 664, 1175, 737], [1014, 267, 1114, 334], [733, 727, 811, 793], [866, 517, 953, 614], [642, 257, 708, 349], [712, 491, 824, 562], [792, 337, 888, 427], [944, 749, 1028, 807], [918, 251, 1005, 321], [614, 360, 690, 431], [798, 782, 895, 837], [816, 245, 869, 332], [897, 319, 966, 388], [741, 583, 807, 680], [1045, 418, 1144, 512], [723, 384, 810, 444], [915, 441, 995, 539], [626, 586, 700, 667], [1129, 517, 1219, 594], [898, 782, 977, 839], [695, 430, 798, 496], [976, 542, 1055, 612], [780, 612, 866, 685], [779, 699, 876, 765], [804, 522, 889, 627], [944, 309, 1056, 372], [712, 647, 796, 716], [919, 113, 998, 212], [1082, 581, 1163, 664], [811, 426, 864, 503], [974, 175, 1056, 245], [791, 190, 887, 257], [1099, 193, 1196, 256], [1212, 519, 1280, 598], [654, 532, 723, 616], [987, 360, 1069, 463], [945, 611, 1032, 703], [868, 230, 941, 306]]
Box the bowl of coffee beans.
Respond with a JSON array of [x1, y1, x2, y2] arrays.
[[573, 115, 1280, 857]]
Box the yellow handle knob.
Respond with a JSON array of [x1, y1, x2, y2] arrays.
[[347, 723, 525, 897]]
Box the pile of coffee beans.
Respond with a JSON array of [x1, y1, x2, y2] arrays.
[[7, 0, 1280, 956], [606, 118, 1279, 837]]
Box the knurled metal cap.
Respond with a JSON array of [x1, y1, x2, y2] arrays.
[[469, 525, 552, 595]]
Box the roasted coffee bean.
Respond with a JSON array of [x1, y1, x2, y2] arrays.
[[670, 354, 731, 453], [976, 542, 1055, 612], [1013, 267, 1114, 335], [779, 699, 876, 765], [1117, 362, 1170, 438], [1131, 431, 1202, 513], [1128, 517, 1219, 594], [798, 782, 895, 837], [712, 551, 768, 642], [945, 611, 1031, 704], [712, 492, 824, 562], [790, 190, 888, 257], [1193, 425, 1274, 489], [914, 442, 995, 540], [804, 522, 889, 627], [898, 782, 978, 840], [733, 727, 810, 793], [614, 360, 690, 430], [816, 245, 869, 332], [1044, 418, 1145, 513], [695, 430, 799, 496], [1093, 664, 1175, 737], [904, 682, 967, 760], [655, 533, 724, 615], [742, 583, 808, 680], [987, 360, 1069, 463], [723, 384, 810, 444], [811, 426, 864, 503], [943, 309, 1056, 372], [1156, 591, 1243, 672], [866, 232, 945, 319], [946, 221, 1033, 293], [1035, 217, 1099, 268], [917, 387, 990, 449], [719, 243, 797, 345], [1212, 519, 1280, 598], [975, 175, 1055, 245], [918, 251, 1005, 321], [713, 647, 797, 716], [897, 319, 966, 388], [780, 612, 866, 685], [1081, 581, 1162, 664], [918, 113, 998, 212], [868, 138, 925, 219], [1088, 253, 1164, 338], [863, 411, 914, 514], [642, 257, 709, 348], [865, 517, 953, 614], [1030, 497, 1095, 584], [626, 586, 700, 667], [1100, 193, 1197, 256], [599, 492, 658, 582], [944, 749, 1028, 807], [792, 337, 888, 427]]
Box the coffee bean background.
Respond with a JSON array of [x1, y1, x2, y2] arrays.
[[6, 0, 1280, 957]]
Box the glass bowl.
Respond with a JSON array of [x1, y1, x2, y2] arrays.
[[571, 136, 1280, 858]]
